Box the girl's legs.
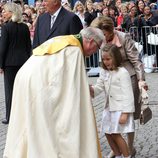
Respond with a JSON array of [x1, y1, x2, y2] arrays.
[[105, 134, 122, 156], [111, 133, 130, 157], [127, 132, 135, 155]]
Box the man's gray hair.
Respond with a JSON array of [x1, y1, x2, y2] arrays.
[[3, 2, 23, 23], [80, 27, 105, 47]]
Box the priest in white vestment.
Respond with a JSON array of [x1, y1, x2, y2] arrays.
[[3, 27, 105, 158]]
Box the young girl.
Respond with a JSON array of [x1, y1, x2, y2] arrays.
[[90, 44, 135, 158]]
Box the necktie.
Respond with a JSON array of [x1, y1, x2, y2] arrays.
[[50, 15, 55, 29]]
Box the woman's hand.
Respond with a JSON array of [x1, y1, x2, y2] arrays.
[[138, 80, 148, 91], [119, 113, 128, 124]]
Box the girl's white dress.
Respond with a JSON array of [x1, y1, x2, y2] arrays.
[[101, 107, 135, 134], [93, 68, 135, 134]]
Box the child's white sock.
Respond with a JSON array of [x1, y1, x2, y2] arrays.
[[115, 156, 122, 158], [123, 156, 131, 158]]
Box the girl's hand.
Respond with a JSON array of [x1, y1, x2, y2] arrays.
[[119, 113, 128, 124], [89, 85, 94, 98]]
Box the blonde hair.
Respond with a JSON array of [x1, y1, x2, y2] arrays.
[[85, 0, 93, 11], [120, 3, 128, 14], [73, 1, 85, 13], [90, 16, 114, 32], [3, 2, 23, 23]]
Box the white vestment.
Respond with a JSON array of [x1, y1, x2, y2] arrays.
[[4, 46, 101, 158]]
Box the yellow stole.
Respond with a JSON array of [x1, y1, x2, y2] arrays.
[[33, 35, 83, 56]]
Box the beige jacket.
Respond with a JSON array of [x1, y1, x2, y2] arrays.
[[115, 30, 145, 80], [93, 67, 135, 113]]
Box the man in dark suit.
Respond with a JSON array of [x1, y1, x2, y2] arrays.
[[33, 0, 83, 49]]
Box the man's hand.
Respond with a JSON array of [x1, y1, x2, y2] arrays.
[[119, 113, 128, 124]]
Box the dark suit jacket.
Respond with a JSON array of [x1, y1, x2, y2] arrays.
[[0, 21, 32, 69], [33, 7, 83, 48]]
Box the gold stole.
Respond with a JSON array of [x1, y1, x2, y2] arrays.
[[33, 35, 83, 56]]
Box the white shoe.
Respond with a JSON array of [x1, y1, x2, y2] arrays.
[[107, 151, 115, 158]]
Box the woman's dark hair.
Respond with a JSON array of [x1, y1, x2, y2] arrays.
[[129, 5, 137, 12], [101, 44, 123, 70], [136, 0, 145, 9]]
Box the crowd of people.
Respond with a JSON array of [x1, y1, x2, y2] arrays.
[[0, 0, 152, 157], [0, 0, 158, 38]]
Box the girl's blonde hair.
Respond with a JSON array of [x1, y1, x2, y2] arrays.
[[101, 44, 123, 70], [3, 2, 23, 23]]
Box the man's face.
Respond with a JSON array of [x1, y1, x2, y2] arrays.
[[42, 0, 57, 13], [22, 14, 29, 22], [83, 38, 100, 56]]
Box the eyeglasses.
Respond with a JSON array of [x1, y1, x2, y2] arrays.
[[93, 39, 100, 49]]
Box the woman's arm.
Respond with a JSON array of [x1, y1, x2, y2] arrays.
[[124, 33, 145, 80]]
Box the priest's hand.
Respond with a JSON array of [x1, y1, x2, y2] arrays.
[[89, 85, 94, 98], [0, 68, 3, 74]]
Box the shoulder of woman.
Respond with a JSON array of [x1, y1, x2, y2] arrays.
[[115, 30, 126, 38], [115, 30, 127, 44]]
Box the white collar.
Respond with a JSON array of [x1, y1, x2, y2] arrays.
[[50, 6, 62, 21]]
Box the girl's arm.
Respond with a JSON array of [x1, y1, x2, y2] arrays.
[[92, 69, 108, 97]]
